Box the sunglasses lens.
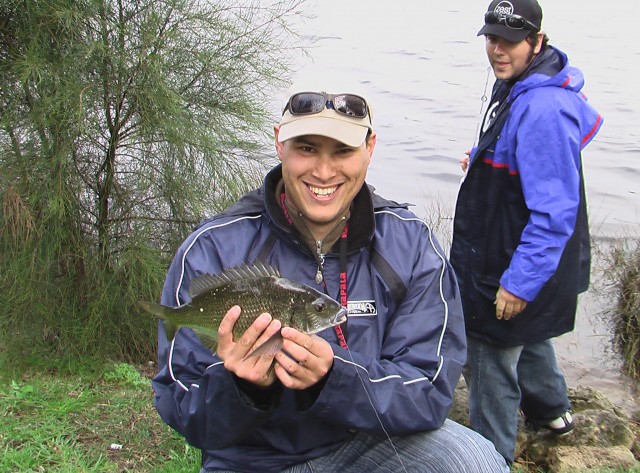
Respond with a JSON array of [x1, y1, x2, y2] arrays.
[[333, 95, 368, 118], [289, 93, 326, 114], [288, 93, 368, 119], [485, 11, 499, 24], [505, 16, 525, 28], [484, 11, 531, 30]]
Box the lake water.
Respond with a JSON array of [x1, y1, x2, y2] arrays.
[[282, 0, 640, 411]]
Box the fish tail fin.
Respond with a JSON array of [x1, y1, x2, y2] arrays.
[[138, 301, 177, 340], [243, 331, 284, 360], [138, 300, 168, 318]]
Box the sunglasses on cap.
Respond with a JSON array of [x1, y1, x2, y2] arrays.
[[284, 92, 370, 123], [484, 11, 539, 31]]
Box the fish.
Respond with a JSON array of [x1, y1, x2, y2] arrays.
[[139, 261, 347, 357]]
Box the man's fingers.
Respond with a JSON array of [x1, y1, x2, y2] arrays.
[[494, 299, 505, 320], [246, 318, 282, 356], [237, 313, 274, 348], [281, 328, 319, 354], [218, 308, 278, 361], [220, 313, 281, 387], [500, 301, 527, 320], [303, 336, 314, 350], [502, 307, 514, 320], [218, 305, 242, 340]]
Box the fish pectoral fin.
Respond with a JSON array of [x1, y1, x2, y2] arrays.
[[243, 331, 284, 359], [183, 325, 219, 353], [160, 319, 177, 341]]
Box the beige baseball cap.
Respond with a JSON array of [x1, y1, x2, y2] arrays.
[[277, 77, 374, 147]]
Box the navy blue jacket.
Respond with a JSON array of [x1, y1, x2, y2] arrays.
[[152, 164, 466, 472], [450, 46, 603, 346]]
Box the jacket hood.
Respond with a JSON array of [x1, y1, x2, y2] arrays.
[[511, 46, 584, 99], [508, 45, 602, 150]]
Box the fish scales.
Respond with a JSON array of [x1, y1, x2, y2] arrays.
[[139, 262, 348, 355], [184, 276, 313, 339]]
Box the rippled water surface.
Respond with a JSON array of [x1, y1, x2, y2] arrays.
[[284, 0, 640, 411]]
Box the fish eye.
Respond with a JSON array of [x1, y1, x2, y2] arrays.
[[314, 302, 326, 312]]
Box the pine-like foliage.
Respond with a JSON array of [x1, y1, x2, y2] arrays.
[[0, 0, 305, 362]]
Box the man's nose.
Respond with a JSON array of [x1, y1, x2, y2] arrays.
[[312, 155, 335, 179]]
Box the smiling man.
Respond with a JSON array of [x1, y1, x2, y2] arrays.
[[152, 77, 509, 472], [274, 95, 374, 242], [450, 0, 604, 465]]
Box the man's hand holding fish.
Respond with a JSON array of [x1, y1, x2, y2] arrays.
[[217, 307, 282, 389], [274, 327, 334, 390]]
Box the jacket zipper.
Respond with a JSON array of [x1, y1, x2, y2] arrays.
[[315, 240, 325, 284], [311, 215, 346, 285]]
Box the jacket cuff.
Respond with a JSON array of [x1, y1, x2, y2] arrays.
[[233, 375, 283, 411], [293, 365, 332, 411]]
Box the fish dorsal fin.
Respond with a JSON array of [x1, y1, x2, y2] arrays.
[[188, 261, 281, 298]]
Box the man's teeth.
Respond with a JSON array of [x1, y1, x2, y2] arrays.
[[310, 186, 337, 196]]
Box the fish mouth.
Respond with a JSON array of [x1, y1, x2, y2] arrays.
[[332, 306, 348, 325]]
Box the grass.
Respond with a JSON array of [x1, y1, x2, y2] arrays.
[[0, 360, 199, 473], [596, 236, 640, 381]]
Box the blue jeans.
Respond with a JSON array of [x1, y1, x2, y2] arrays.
[[206, 419, 508, 473], [464, 336, 571, 463]]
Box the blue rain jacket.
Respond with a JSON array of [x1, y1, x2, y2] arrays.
[[152, 165, 466, 472], [450, 46, 603, 346]]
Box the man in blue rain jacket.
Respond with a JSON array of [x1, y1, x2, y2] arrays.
[[152, 77, 508, 473], [450, 0, 603, 465]]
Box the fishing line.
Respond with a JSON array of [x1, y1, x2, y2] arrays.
[[472, 66, 492, 148], [334, 228, 408, 473], [346, 349, 409, 473]]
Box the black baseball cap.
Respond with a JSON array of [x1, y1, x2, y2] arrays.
[[478, 0, 542, 43]]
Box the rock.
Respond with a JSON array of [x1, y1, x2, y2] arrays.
[[568, 386, 624, 415], [449, 376, 469, 427], [450, 380, 640, 471], [547, 446, 638, 472]]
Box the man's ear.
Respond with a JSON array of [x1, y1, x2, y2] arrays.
[[274, 125, 284, 161], [366, 131, 377, 165], [533, 32, 544, 54]]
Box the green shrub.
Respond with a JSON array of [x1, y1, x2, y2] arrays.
[[600, 237, 640, 380]]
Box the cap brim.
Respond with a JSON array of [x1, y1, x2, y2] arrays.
[[278, 112, 370, 147], [477, 24, 529, 43]]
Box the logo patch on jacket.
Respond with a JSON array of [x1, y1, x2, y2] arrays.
[[347, 300, 377, 317]]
